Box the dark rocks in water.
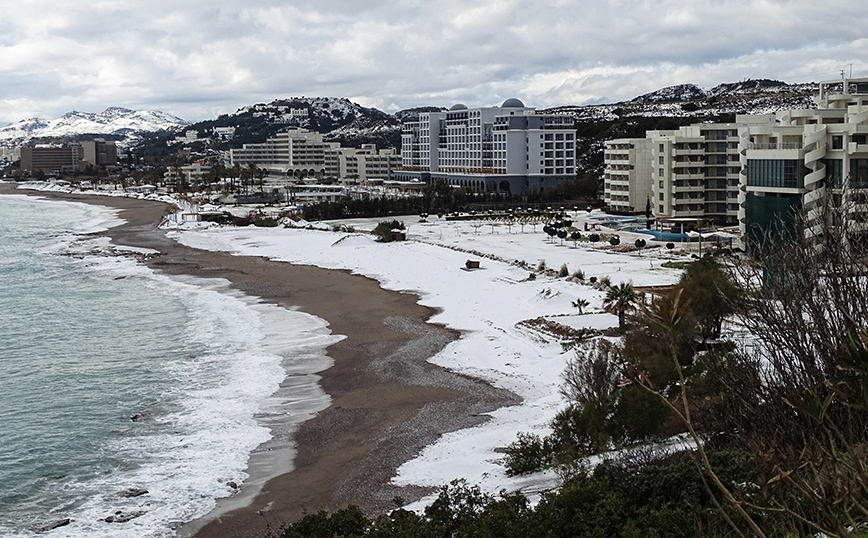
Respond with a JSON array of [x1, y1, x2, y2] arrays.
[[33, 519, 71, 533], [105, 511, 145, 523], [226, 481, 238, 490], [117, 487, 148, 498]]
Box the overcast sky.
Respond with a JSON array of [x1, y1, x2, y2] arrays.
[[1, 0, 866, 125]]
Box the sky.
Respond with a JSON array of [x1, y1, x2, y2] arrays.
[[1, 0, 867, 125]]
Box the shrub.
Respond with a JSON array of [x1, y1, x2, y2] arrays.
[[537, 260, 547, 272], [503, 432, 552, 476], [572, 269, 585, 280], [558, 264, 569, 278], [372, 220, 405, 242]]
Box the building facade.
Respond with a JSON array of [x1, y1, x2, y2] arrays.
[[398, 99, 576, 196], [20, 145, 82, 174], [229, 128, 335, 178], [80, 139, 118, 168], [602, 77, 868, 242], [647, 122, 743, 224], [603, 138, 653, 214], [324, 144, 402, 183], [738, 77, 868, 245]]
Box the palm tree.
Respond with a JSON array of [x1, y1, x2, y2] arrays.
[[572, 298, 590, 315], [603, 282, 638, 329]]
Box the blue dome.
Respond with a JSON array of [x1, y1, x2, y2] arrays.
[[450, 103, 468, 111], [501, 98, 525, 108]]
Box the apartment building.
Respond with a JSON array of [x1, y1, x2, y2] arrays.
[[602, 76, 868, 244], [80, 139, 118, 168], [229, 128, 335, 178], [324, 144, 401, 183], [739, 77, 868, 245], [398, 99, 576, 196], [20, 145, 82, 174], [648, 122, 743, 224], [603, 138, 653, 213]]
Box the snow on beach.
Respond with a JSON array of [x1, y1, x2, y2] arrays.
[[169, 213, 687, 507], [6, 181, 693, 506]]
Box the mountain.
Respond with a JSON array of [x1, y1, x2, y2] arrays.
[[0, 107, 188, 152], [540, 79, 819, 177]]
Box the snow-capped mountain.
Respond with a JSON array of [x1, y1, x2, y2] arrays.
[[543, 79, 818, 122], [0, 107, 188, 150]]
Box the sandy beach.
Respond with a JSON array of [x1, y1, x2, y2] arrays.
[[0, 184, 516, 538]]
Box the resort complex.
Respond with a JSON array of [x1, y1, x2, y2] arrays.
[[397, 98, 577, 196], [603, 76, 868, 244]]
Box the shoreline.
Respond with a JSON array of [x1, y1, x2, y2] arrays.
[[0, 184, 518, 538]]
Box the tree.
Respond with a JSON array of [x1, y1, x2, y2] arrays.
[[678, 257, 741, 340], [603, 282, 638, 330], [571, 298, 589, 314]]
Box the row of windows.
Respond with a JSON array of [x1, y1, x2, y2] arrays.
[[747, 159, 807, 189]]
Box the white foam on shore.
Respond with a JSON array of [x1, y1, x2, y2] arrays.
[[0, 195, 341, 538], [169, 220, 685, 508], [48, 253, 341, 538]]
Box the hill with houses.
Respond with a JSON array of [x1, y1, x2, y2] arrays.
[[1, 80, 820, 175]]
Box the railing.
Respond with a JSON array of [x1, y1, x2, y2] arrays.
[[745, 142, 803, 150]]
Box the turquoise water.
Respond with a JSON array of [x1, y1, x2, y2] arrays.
[[0, 194, 334, 537]]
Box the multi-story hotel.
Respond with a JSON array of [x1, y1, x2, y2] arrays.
[[324, 144, 402, 183], [20, 138, 117, 175], [647, 122, 744, 224], [603, 138, 653, 214], [603, 77, 868, 242], [229, 128, 332, 178], [738, 77, 868, 244], [398, 99, 576, 196]]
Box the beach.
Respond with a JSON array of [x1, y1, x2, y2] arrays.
[[0, 184, 516, 538]]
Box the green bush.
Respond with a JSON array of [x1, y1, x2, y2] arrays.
[[372, 220, 405, 242], [503, 432, 553, 476]]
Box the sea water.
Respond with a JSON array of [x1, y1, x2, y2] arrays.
[[0, 194, 337, 537]]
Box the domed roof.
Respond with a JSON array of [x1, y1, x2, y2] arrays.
[[501, 98, 525, 108], [450, 103, 468, 111]]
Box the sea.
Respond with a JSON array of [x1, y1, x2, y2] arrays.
[[0, 193, 338, 537]]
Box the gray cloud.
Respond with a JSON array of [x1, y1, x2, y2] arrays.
[[1, 0, 866, 124]]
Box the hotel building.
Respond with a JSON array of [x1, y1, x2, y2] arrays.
[[398, 99, 576, 196]]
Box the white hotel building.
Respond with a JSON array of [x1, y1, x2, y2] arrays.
[[602, 77, 868, 246], [398, 99, 576, 196]]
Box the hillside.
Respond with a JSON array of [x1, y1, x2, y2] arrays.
[[0, 108, 188, 153], [1, 79, 820, 175], [542, 79, 818, 177]]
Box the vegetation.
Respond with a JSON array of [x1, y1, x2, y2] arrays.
[[272, 192, 868, 537], [602, 282, 638, 330], [371, 220, 405, 242]]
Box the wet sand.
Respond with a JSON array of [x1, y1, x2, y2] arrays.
[[0, 184, 517, 538]]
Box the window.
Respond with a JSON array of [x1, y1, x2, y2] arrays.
[[824, 159, 843, 187], [853, 159, 868, 188], [832, 135, 843, 150], [659, 193, 664, 201], [747, 159, 806, 189], [659, 180, 664, 189], [659, 156, 665, 165], [659, 168, 664, 177], [659, 143, 665, 152]]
